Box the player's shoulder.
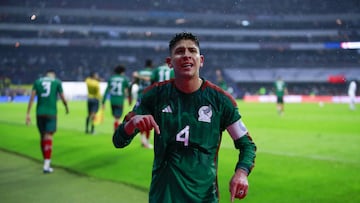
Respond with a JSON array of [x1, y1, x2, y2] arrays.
[[54, 78, 62, 83], [143, 79, 174, 94], [202, 79, 237, 106]]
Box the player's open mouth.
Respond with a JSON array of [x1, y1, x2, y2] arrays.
[[182, 63, 193, 68]]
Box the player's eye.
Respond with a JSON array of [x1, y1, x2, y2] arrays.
[[189, 48, 198, 53], [174, 49, 185, 54]]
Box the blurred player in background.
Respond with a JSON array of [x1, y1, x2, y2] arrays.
[[0, 74, 13, 101], [133, 59, 153, 98], [274, 76, 288, 115], [26, 69, 69, 173], [132, 59, 154, 148], [348, 80, 357, 110], [151, 62, 174, 83], [102, 65, 131, 132], [85, 71, 101, 134], [215, 69, 228, 91], [113, 32, 256, 203], [129, 77, 139, 107]]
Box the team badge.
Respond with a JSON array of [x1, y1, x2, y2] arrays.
[[198, 105, 212, 123]]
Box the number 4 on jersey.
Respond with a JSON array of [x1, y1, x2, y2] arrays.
[[176, 125, 189, 146]]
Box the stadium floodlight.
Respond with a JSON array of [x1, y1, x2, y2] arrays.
[[341, 42, 360, 49], [30, 14, 36, 20], [241, 20, 250, 26]]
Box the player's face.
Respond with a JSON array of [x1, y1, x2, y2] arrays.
[[167, 39, 204, 80]]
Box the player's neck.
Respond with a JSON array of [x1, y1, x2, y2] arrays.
[[175, 77, 202, 93]]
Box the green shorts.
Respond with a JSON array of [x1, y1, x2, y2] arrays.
[[277, 96, 284, 104], [111, 104, 124, 119], [36, 116, 57, 134]]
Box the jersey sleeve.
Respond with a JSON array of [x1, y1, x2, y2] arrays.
[[113, 122, 136, 148], [234, 134, 256, 175], [220, 93, 241, 131], [57, 79, 64, 94], [218, 88, 256, 175]]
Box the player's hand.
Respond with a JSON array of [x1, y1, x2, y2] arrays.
[[229, 169, 249, 202], [25, 114, 31, 125], [65, 106, 69, 114], [125, 115, 160, 136]]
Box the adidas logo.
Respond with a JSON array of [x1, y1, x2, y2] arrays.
[[162, 105, 172, 113]]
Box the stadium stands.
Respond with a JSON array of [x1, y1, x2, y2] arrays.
[[0, 1, 359, 97]]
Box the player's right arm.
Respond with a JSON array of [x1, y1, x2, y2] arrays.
[[113, 86, 159, 148], [112, 112, 159, 148], [101, 84, 110, 110]]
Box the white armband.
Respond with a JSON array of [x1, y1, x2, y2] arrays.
[[226, 119, 248, 141]]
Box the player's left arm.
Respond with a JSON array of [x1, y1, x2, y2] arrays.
[[226, 119, 257, 201], [59, 92, 69, 114]]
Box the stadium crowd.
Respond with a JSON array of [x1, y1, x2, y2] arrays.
[[0, 0, 359, 97]]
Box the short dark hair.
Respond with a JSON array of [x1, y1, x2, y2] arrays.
[[46, 69, 56, 74], [114, 65, 126, 74], [145, 59, 153, 67], [90, 71, 98, 77], [169, 32, 200, 53]]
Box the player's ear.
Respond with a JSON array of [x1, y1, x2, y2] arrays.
[[200, 55, 204, 68], [166, 57, 173, 68]]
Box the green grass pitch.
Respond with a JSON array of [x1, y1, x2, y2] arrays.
[[0, 100, 359, 202]]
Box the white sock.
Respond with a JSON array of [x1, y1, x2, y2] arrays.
[[44, 159, 51, 169]]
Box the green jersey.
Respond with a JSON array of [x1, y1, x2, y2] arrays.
[[32, 76, 64, 116], [114, 79, 243, 202], [137, 68, 152, 96], [151, 65, 175, 83], [275, 80, 286, 97], [102, 75, 129, 105], [218, 80, 228, 91]]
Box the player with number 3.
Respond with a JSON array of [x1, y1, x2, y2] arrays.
[[26, 69, 69, 174]]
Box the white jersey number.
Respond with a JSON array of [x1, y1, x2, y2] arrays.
[[110, 81, 123, 96], [176, 125, 189, 146], [41, 81, 51, 97], [158, 69, 172, 82]]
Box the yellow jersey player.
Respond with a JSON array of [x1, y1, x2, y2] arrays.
[[85, 72, 101, 134]]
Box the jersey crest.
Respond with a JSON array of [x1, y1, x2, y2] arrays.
[[198, 105, 212, 123]]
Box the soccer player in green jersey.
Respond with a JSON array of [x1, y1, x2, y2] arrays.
[[102, 65, 130, 131], [133, 59, 153, 98], [274, 76, 288, 115], [151, 62, 175, 84], [26, 69, 69, 173], [113, 32, 257, 202], [132, 59, 155, 148], [216, 69, 229, 91]]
